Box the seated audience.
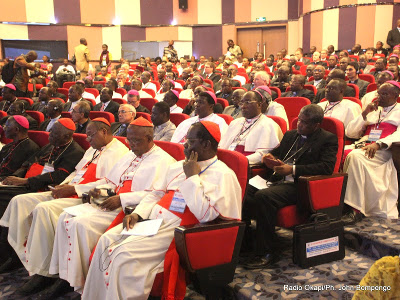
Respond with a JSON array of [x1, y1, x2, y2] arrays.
[[370, 57, 387, 80], [229, 65, 246, 86], [203, 62, 221, 86], [63, 85, 93, 112], [72, 101, 91, 134], [270, 66, 291, 93], [0, 84, 31, 111], [346, 61, 369, 98], [179, 75, 203, 99], [222, 89, 245, 119], [31, 87, 52, 117], [215, 79, 234, 104], [0, 100, 38, 130], [281, 74, 315, 102], [46, 81, 67, 101], [117, 72, 130, 91], [155, 79, 174, 102], [123, 79, 153, 100], [55, 59, 75, 88], [163, 90, 183, 113], [111, 104, 136, 136], [94, 87, 120, 122], [360, 72, 392, 108], [94, 79, 122, 104], [140, 71, 157, 94], [308, 65, 327, 90], [39, 99, 63, 131], [339, 57, 350, 72], [327, 55, 338, 71], [257, 86, 289, 128], [171, 91, 228, 143], [151, 101, 176, 141], [219, 90, 283, 165], [75, 79, 95, 102], [126, 90, 150, 114], [243, 104, 338, 268], [314, 69, 356, 103], [305, 64, 315, 80]]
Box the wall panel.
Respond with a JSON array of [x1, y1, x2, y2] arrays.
[[310, 11, 323, 50], [80, 0, 115, 25], [198, 0, 222, 24], [234, 0, 251, 23], [115, 0, 141, 25], [0, 24, 28, 40], [355, 5, 376, 48], [192, 26, 222, 59], [374, 5, 393, 47], [67, 26, 103, 59], [338, 6, 356, 50], [146, 27, 179, 41], [173, 0, 198, 25], [25, 0, 55, 23], [322, 8, 338, 50], [102, 26, 122, 60]]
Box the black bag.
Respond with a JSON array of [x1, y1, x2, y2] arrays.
[[1, 60, 16, 83], [293, 213, 345, 268], [71, 55, 76, 65]]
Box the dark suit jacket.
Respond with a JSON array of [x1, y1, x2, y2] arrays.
[[14, 140, 85, 191], [39, 119, 51, 131], [215, 91, 233, 105], [281, 89, 315, 102], [63, 99, 94, 112], [205, 73, 221, 86], [348, 78, 369, 98], [243, 83, 254, 91], [270, 128, 338, 181], [135, 104, 150, 114], [52, 92, 66, 101], [214, 79, 240, 93], [313, 86, 355, 103], [308, 79, 327, 90], [111, 122, 128, 136], [75, 119, 90, 134], [299, 58, 311, 65], [387, 28, 400, 48], [94, 100, 120, 122], [0, 115, 38, 130]]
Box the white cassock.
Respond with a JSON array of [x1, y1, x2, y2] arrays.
[[264, 101, 289, 129], [178, 88, 194, 99], [318, 99, 362, 128], [360, 90, 378, 109], [123, 90, 154, 101], [170, 105, 183, 114], [95, 91, 123, 104], [155, 91, 166, 102], [49, 145, 176, 292], [170, 113, 228, 144], [232, 75, 246, 86], [0, 138, 129, 276], [344, 104, 400, 219], [219, 114, 283, 165], [82, 157, 242, 300], [142, 82, 157, 94]]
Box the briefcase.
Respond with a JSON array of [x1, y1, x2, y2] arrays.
[[293, 213, 345, 268]]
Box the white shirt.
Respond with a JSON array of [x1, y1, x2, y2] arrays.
[[264, 101, 289, 129], [232, 75, 246, 86], [56, 64, 75, 75], [170, 104, 183, 114], [318, 99, 362, 128], [142, 82, 157, 94], [46, 115, 61, 132], [95, 91, 123, 104]]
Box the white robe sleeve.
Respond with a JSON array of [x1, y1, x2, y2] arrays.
[[74, 178, 110, 197], [345, 114, 368, 139]]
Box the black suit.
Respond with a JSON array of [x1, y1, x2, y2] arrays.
[[387, 28, 400, 48], [281, 89, 315, 102], [215, 91, 233, 105], [0, 115, 38, 130], [63, 99, 94, 112], [243, 83, 254, 91], [204, 73, 221, 86], [244, 128, 338, 255], [348, 78, 369, 99], [94, 100, 120, 122], [313, 86, 355, 103], [111, 122, 128, 136], [308, 79, 327, 90], [52, 92, 66, 101], [75, 119, 90, 134]]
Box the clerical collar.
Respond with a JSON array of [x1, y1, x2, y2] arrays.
[[246, 114, 262, 123], [328, 100, 341, 105], [383, 103, 397, 112], [199, 113, 214, 121]]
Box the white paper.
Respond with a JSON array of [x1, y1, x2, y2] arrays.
[[249, 175, 268, 190], [120, 219, 163, 237], [63, 203, 100, 217]]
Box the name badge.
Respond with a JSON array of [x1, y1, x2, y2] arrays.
[[123, 173, 134, 181], [169, 191, 186, 213], [368, 129, 382, 142], [42, 163, 55, 174], [70, 168, 87, 184], [228, 142, 238, 151]]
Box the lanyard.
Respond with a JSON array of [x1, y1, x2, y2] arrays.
[[376, 104, 397, 129], [82, 150, 101, 169], [199, 159, 218, 175], [47, 140, 73, 165], [323, 101, 341, 114], [231, 114, 262, 145]]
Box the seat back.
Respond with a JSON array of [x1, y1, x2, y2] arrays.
[[347, 83, 359, 98], [216, 98, 229, 109], [154, 140, 185, 161], [203, 79, 214, 88], [140, 98, 158, 112], [94, 81, 106, 87], [0, 111, 7, 119], [83, 98, 96, 107], [269, 86, 281, 98], [50, 97, 65, 103], [358, 73, 375, 84], [231, 86, 247, 92], [143, 88, 156, 98], [112, 98, 127, 105], [300, 65, 307, 75], [216, 114, 233, 125], [62, 82, 75, 89], [89, 111, 115, 123], [73, 133, 91, 150], [304, 84, 317, 95], [366, 83, 377, 93], [136, 112, 152, 122], [85, 88, 99, 97], [266, 115, 287, 134], [57, 88, 69, 98], [116, 88, 127, 97], [150, 81, 161, 91], [61, 112, 72, 119], [177, 98, 190, 109], [25, 110, 45, 124], [275, 97, 311, 130], [18, 97, 34, 106], [27, 130, 49, 147], [170, 113, 189, 127]]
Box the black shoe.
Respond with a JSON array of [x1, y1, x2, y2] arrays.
[[18, 274, 56, 296], [0, 256, 23, 274], [35, 279, 73, 300], [243, 253, 280, 269], [342, 210, 363, 225]]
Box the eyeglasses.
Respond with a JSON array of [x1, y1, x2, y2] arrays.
[[71, 109, 81, 114], [238, 100, 258, 106], [118, 110, 133, 114], [86, 130, 99, 141]]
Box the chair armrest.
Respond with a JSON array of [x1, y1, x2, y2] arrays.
[[298, 173, 348, 219], [174, 219, 245, 272]]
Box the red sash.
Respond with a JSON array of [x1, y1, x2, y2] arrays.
[[79, 163, 98, 185], [234, 145, 255, 157], [25, 163, 44, 178]]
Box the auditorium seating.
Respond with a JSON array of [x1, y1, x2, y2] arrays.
[[18, 97, 34, 107], [136, 112, 152, 122], [347, 83, 360, 98], [89, 111, 115, 123], [266, 115, 287, 134], [112, 98, 127, 105], [177, 98, 190, 109], [57, 88, 69, 98], [366, 83, 377, 93], [359, 74, 375, 83], [274, 97, 311, 129], [25, 110, 45, 125], [217, 114, 233, 125], [116, 88, 127, 97], [140, 98, 157, 112], [85, 88, 99, 97], [170, 113, 189, 127], [62, 82, 75, 89], [216, 98, 229, 109], [321, 97, 362, 107], [142, 88, 156, 98], [269, 86, 281, 98]]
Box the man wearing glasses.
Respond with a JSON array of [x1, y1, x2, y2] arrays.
[[111, 104, 136, 137], [71, 101, 91, 134]]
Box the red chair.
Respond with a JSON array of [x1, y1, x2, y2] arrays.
[[116, 88, 127, 97], [304, 84, 317, 95], [73, 133, 91, 150], [321, 97, 362, 107], [292, 70, 301, 75], [175, 80, 186, 87], [358, 74, 375, 84], [150, 81, 161, 91], [177, 98, 190, 109], [173, 88, 183, 94], [274, 97, 311, 130], [154, 140, 186, 161], [266, 115, 287, 134], [85, 88, 99, 98], [203, 79, 214, 88], [349, 55, 359, 61], [170, 113, 189, 127], [18, 97, 34, 107], [232, 87, 247, 92], [136, 112, 152, 122], [269, 86, 281, 98], [61, 112, 72, 119], [140, 98, 158, 112], [295, 61, 305, 67], [62, 82, 75, 89], [142, 88, 156, 98], [238, 67, 246, 73], [300, 65, 307, 75], [0, 111, 7, 119], [83, 98, 96, 107], [238, 72, 250, 84], [217, 114, 233, 125], [89, 111, 115, 123], [27, 130, 49, 147], [276, 117, 347, 228], [94, 81, 106, 87], [57, 88, 69, 98], [366, 83, 377, 93], [25, 110, 45, 125], [50, 97, 65, 103], [112, 98, 127, 105], [347, 83, 359, 99], [216, 98, 229, 109]]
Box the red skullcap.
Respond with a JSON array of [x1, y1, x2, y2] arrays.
[[76, 80, 85, 84], [128, 89, 139, 96], [171, 89, 179, 98], [130, 116, 152, 127], [12, 115, 29, 129], [92, 117, 111, 127], [58, 118, 76, 131], [205, 91, 217, 103], [200, 121, 221, 143], [4, 84, 16, 91]]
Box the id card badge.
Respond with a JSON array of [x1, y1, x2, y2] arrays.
[[228, 142, 238, 151], [41, 163, 55, 174], [368, 129, 382, 142], [169, 191, 186, 213], [124, 173, 134, 181], [70, 168, 87, 184]]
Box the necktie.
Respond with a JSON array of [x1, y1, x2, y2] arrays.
[[117, 124, 126, 136], [101, 103, 105, 112]]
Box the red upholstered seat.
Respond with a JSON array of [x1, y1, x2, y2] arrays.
[[73, 133, 91, 150], [85, 88, 99, 97], [266, 115, 287, 134], [154, 140, 185, 161], [142, 88, 156, 98], [300, 65, 307, 75], [203, 79, 214, 88], [366, 83, 377, 93], [216, 98, 229, 109], [94, 81, 106, 87], [217, 114, 233, 125], [275, 97, 311, 130], [170, 113, 189, 127], [140, 98, 157, 112], [269, 86, 281, 98], [359, 74, 375, 84], [50, 97, 65, 103], [116, 88, 127, 97], [57, 88, 69, 98], [62, 82, 75, 89], [0, 111, 7, 119], [175, 80, 185, 87], [25, 110, 45, 125], [27, 130, 49, 147], [177, 98, 190, 109], [89, 111, 115, 123], [347, 83, 359, 99], [135, 112, 152, 122], [83, 98, 96, 106], [112, 98, 126, 105], [18, 97, 34, 106]]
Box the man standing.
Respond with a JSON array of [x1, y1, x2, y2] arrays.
[[227, 39, 243, 58], [243, 105, 338, 268], [111, 104, 136, 136], [74, 38, 90, 79], [163, 40, 178, 61], [13, 51, 44, 97], [387, 19, 400, 49], [151, 101, 176, 141]]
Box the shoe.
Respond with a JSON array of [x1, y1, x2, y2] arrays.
[[342, 210, 363, 225], [0, 256, 23, 274], [243, 253, 280, 269], [35, 279, 73, 300], [18, 274, 56, 296]]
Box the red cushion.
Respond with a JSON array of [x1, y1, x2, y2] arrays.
[[186, 227, 238, 269], [276, 205, 307, 228], [309, 176, 344, 210]]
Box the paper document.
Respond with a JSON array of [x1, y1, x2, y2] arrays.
[[249, 175, 268, 190], [121, 219, 163, 237], [63, 203, 100, 217]]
